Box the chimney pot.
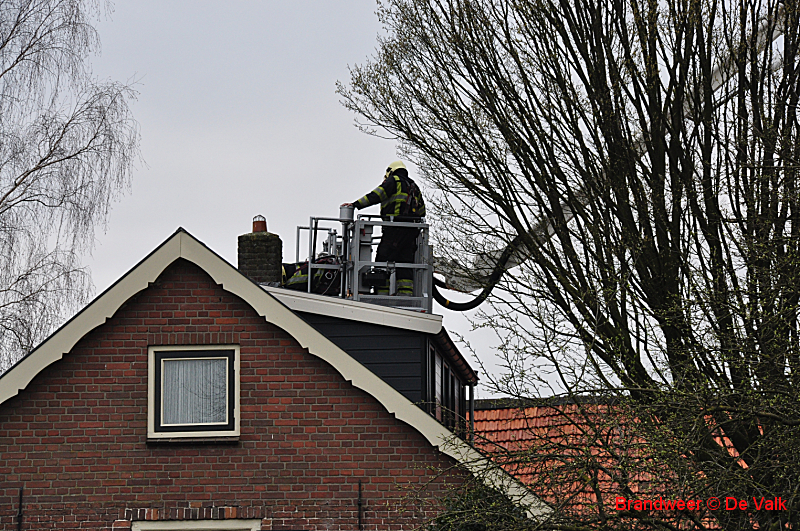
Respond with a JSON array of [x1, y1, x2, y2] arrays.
[[252, 215, 267, 233]]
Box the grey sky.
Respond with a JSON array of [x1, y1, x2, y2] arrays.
[[87, 0, 506, 397]]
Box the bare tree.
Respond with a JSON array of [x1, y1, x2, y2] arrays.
[[340, 0, 800, 528], [0, 0, 139, 370]]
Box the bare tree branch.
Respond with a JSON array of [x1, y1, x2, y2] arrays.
[[0, 0, 139, 370], [341, 0, 800, 528]]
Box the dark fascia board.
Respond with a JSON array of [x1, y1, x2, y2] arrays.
[[473, 395, 621, 410], [431, 328, 479, 385]]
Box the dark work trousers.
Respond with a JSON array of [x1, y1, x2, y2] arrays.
[[375, 225, 420, 286]]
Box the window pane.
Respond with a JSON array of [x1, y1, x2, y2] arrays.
[[162, 358, 227, 425], [455, 380, 460, 418]]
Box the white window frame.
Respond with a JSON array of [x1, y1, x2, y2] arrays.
[[132, 520, 261, 531], [147, 345, 241, 439]]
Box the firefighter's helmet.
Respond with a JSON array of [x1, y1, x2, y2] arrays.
[[385, 160, 407, 178]]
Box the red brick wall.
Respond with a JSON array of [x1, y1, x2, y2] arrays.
[[0, 259, 463, 530]]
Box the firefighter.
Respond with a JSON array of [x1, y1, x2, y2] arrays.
[[341, 161, 425, 296]]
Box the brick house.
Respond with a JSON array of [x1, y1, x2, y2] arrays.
[[0, 229, 537, 530]]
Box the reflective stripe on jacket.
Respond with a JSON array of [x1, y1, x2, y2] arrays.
[[353, 169, 425, 220]]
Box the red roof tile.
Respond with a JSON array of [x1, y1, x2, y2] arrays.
[[470, 403, 725, 528]]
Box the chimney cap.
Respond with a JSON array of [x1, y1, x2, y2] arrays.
[[252, 215, 267, 233]]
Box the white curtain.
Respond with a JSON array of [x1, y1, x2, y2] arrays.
[[162, 358, 227, 425]]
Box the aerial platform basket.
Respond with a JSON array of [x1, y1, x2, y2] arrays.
[[294, 209, 433, 313]]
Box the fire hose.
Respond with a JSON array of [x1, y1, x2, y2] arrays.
[[432, 233, 525, 312]]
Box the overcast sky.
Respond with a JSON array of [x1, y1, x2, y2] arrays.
[[87, 0, 509, 398]]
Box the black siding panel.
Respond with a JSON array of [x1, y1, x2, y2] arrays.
[[296, 312, 425, 403]]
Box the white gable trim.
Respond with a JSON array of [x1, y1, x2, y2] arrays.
[[0, 229, 547, 517]]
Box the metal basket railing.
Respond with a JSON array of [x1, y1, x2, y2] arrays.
[[296, 214, 433, 313]]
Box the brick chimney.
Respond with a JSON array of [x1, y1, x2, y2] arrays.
[[238, 215, 282, 284]]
